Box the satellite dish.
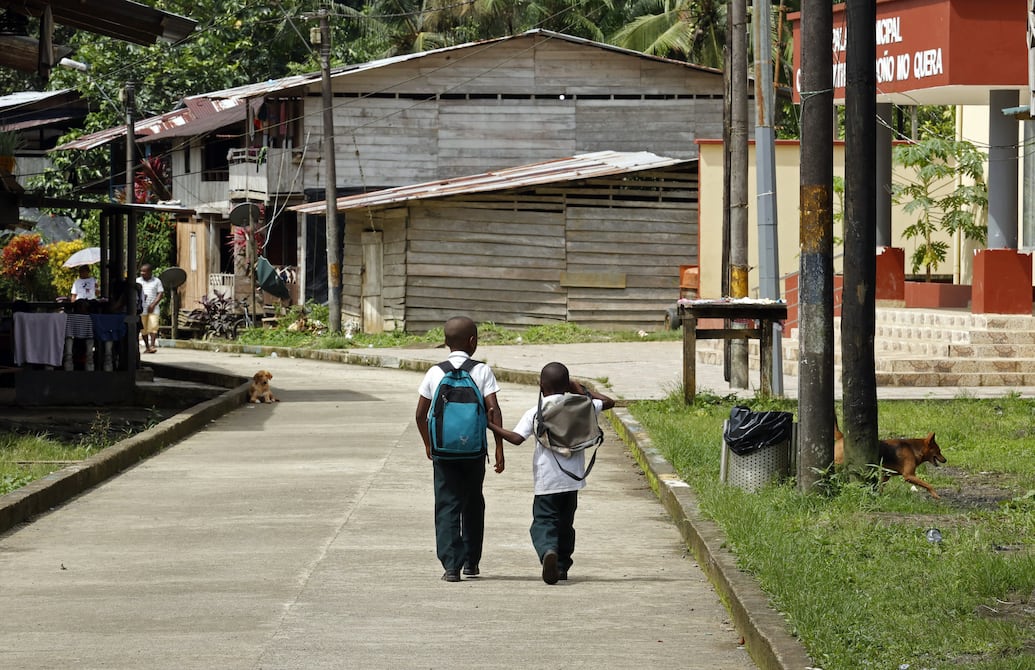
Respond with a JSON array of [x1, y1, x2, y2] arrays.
[[229, 202, 262, 227], [159, 266, 187, 290]]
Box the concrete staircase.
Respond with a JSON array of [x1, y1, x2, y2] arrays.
[[696, 307, 1035, 387]]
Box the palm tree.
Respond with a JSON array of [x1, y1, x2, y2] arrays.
[[610, 0, 726, 67]]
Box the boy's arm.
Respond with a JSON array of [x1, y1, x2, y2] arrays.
[[483, 391, 505, 473], [415, 395, 432, 460], [570, 380, 615, 411], [487, 421, 526, 446]]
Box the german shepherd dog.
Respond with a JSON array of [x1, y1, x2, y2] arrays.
[[834, 418, 947, 498]]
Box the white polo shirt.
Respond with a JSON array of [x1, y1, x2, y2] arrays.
[[418, 351, 501, 401]]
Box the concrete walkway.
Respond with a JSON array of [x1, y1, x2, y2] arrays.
[[0, 347, 758, 670], [6, 338, 1031, 670]]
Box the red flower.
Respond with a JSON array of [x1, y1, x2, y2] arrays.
[[1, 234, 49, 284]]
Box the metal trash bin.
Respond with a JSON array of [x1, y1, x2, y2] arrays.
[[719, 407, 795, 492]]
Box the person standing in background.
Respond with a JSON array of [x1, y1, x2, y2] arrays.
[[71, 265, 97, 301], [136, 264, 164, 354]]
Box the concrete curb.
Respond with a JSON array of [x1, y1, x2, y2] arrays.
[[609, 408, 815, 670], [0, 369, 249, 537]]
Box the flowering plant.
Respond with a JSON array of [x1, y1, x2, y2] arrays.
[[1, 233, 50, 299]]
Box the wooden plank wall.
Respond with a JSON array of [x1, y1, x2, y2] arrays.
[[175, 219, 209, 311], [387, 165, 697, 333], [403, 198, 567, 333], [555, 167, 698, 329], [342, 208, 407, 330], [307, 36, 732, 191]]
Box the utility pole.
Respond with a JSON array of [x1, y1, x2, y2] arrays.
[[797, 0, 835, 492], [729, 0, 749, 389], [313, 8, 342, 333], [124, 81, 135, 204], [753, 0, 783, 396], [842, 0, 879, 471]]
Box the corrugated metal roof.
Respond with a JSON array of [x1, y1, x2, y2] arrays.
[[54, 95, 257, 150], [291, 151, 691, 215], [0, 0, 196, 45], [0, 89, 76, 110]]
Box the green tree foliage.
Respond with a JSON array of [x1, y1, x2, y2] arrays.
[[48, 0, 320, 130], [610, 0, 725, 67], [892, 136, 988, 280]]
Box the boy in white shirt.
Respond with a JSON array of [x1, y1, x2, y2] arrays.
[[488, 361, 614, 584], [71, 266, 97, 301]]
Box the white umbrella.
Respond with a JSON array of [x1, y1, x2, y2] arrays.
[[62, 246, 101, 268]]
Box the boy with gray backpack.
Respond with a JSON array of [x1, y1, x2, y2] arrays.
[[487, 361, 614, 584]]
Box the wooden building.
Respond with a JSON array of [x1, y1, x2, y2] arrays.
[[57, 30, 736, 317], [293, 151, 697, 332]]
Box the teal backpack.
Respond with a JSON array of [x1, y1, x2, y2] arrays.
[[428, 359, 487, 459]]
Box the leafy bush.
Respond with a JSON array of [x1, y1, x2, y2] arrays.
[[47, 239, 87, 297], [187, 291, 246, 339], [1, 233, 51, 299]]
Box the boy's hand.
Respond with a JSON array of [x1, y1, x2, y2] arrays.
[[493, 443, 505, 473]]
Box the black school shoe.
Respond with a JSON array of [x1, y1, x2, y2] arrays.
[[442, 570, 461, 582], [542, 550, 559, 585], [462, 564, 480, 577]]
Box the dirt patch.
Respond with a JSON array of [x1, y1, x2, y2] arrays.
[[933, 466, 1022, 511]]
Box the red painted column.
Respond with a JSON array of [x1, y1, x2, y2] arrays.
[[875, 246, 905, 302], [971, 249, 1033, 314]]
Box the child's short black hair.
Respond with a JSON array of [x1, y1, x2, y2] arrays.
[[539, 361, 570, 395], [444, 316, 477, 350]]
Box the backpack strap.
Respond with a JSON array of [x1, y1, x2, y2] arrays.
[[437, 358, 481, 374], [548, 442, 598, 481]]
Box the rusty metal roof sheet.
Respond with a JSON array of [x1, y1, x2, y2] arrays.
[[291, 151, 691, 215], [54, 94, 258, 150]]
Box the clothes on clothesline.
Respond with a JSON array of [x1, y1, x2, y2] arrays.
[[13, 312, 67, 367]]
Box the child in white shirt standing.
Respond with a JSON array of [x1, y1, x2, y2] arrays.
[[71, 266, 97, 301], [488, 361, 614, 584]]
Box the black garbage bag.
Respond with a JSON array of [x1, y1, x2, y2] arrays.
[[723, 406, 793, 455]]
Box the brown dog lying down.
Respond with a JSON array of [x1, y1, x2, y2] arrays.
[[248, 370, 279, 403], [834, 419, 947, 498]]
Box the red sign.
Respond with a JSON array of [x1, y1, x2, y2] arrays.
[[790, 0, 1026, 104]]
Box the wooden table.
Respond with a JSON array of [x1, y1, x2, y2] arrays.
[[679, 301, 788, 403]]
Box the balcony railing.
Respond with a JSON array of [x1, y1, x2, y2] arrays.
[[228, 147, 304, 200]]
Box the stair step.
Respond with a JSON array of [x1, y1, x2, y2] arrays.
[[694, 307, 1035, 387], [874, 371, 1035, 387], [873, 357, 1035, 374]]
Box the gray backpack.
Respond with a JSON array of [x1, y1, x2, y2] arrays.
[[535, 392, 603, 481]]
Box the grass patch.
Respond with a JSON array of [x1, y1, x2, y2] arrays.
[[234, 309, 682, 350], [629, 394, 1035, 670], [0, 414, 149, 496]]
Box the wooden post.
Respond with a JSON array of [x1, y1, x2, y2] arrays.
[[681, 306, 697, 404], [759, 318, 772, 397]]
